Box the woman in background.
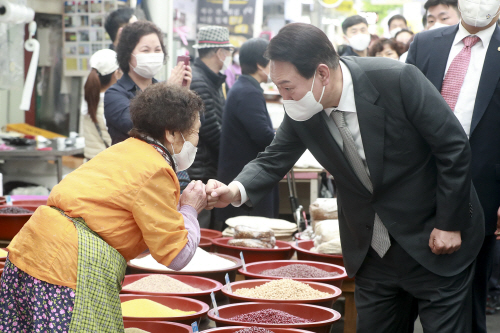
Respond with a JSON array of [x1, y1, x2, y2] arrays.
[[224, 48, 241, 90], [368, 38, 406, 60], [82, 49, 121, 160], [105, 21, 192, 189], [216, 38, 278, 228]]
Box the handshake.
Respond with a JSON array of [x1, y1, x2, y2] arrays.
[[179, 179, 242, 214]]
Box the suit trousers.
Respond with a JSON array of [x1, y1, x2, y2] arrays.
[[472, 234, 497, 333], [355, 238, 474, 333]]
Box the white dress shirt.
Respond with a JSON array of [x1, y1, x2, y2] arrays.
[[231, 61, 368, 206], [444, 22, 496, 137]]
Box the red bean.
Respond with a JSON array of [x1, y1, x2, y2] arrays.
[[259, 264, 338, 278], [234, 327, 276, 333], [229, 309, 313, 324], [0, 207, 33, 214]]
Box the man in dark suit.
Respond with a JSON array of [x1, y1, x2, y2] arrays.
[[205, 23, 485, 332], [406, 0, 500, 330]]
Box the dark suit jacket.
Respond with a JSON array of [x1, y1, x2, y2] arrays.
[[234, 56, 484, 278], [217, 75, 278, 221], [406, 24, 500, 236]]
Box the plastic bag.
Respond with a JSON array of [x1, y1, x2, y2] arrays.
[[228, 238, 274, 249], [309, 198, 338, 231], [312, 220, 342, 255], [233, 225, 276, 246]]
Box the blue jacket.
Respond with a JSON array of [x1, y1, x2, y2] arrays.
[[104, 72, 158, 145], [216, 75, 278, 221]]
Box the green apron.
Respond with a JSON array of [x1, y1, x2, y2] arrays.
[[52, 207, 127, 333]]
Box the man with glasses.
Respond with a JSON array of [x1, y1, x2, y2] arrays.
[[190, 26, 234, 230]]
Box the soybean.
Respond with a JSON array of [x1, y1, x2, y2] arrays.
[[233, 279, 331, 300]]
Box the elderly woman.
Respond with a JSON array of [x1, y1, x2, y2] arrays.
[[0, 83, 206, 332], [216, 38, 278, 229], [104, 20, 192, 189]]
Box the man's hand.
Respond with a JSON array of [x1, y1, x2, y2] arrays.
[[205, 179, 241, 210], [429, 228, 461, 254], [495, 206, 500, 240]]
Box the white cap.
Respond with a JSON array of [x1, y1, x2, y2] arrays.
[[89, 49, 119, 76]]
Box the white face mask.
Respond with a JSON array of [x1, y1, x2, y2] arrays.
[[171, 133, 197, 171], [260, 67, 272, 84], [282, 70, 325, 122], [389, 27, 402, 37], [348, 33, 371, 51], [219, 52, 232, 72], [233, 54, 240, 65], [131, 53, 164, 79], [458, 0, 500, 27], [429, 22, 452, 30]]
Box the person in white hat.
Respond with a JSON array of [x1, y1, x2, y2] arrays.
[[189, 25, 234, 230], [82, 49, 122, 160]]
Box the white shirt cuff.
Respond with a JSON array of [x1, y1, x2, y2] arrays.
[[229, 181, 248, 207]]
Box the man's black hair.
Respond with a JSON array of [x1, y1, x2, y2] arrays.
[[105, 8, 135, 42], [388, 14, 408, 28], [341, 15, 368, 34], [265, 23, 339, 79], [240, 38, 269, 75], [424, 0, 458, 11]]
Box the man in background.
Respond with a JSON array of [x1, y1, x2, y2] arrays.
[[407, 0, 500, 330], [388, 14, 409, 37], [190, 26, 234, 230], [424, 0, 460, 29], [104, 7, 138, 49], [338, 15, 371, 57]]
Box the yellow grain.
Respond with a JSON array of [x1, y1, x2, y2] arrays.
[[0, 249, 7, 257], [121, 299, 196, 317]]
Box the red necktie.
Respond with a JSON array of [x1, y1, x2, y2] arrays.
[[440, 36, 480, 111]]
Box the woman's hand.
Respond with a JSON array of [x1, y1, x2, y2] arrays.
[[180, 180, 207, 214], [168, 62, 192, 89]]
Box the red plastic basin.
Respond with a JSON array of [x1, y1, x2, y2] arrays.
[[203, 326, 315, 333], [212, 238, 294, 264], [120, 295, 209, 325], [238, 260, 347, 288], [222, 279, 341, 308], [291, 240, 354, 282], [121, 274, 223, 306], [12, 200, 47, 206], [199, 236, 214, 252], [0, 205, 38, 240], [200, 228, 223, 239], [127, 253, 242, 286], [207, 302, 341, 333], [123, 320, 192, 332]]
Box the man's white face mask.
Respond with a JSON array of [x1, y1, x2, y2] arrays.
[[458, 0, 500, 27], [429, 22, 453, 30], [348, 33, 371, 51], [282, 70, 325, 122], [389, 27, 402, 37]]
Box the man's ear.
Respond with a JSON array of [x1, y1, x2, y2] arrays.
[[317, 64, 330, 87], [343, 35, 350, 45]]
